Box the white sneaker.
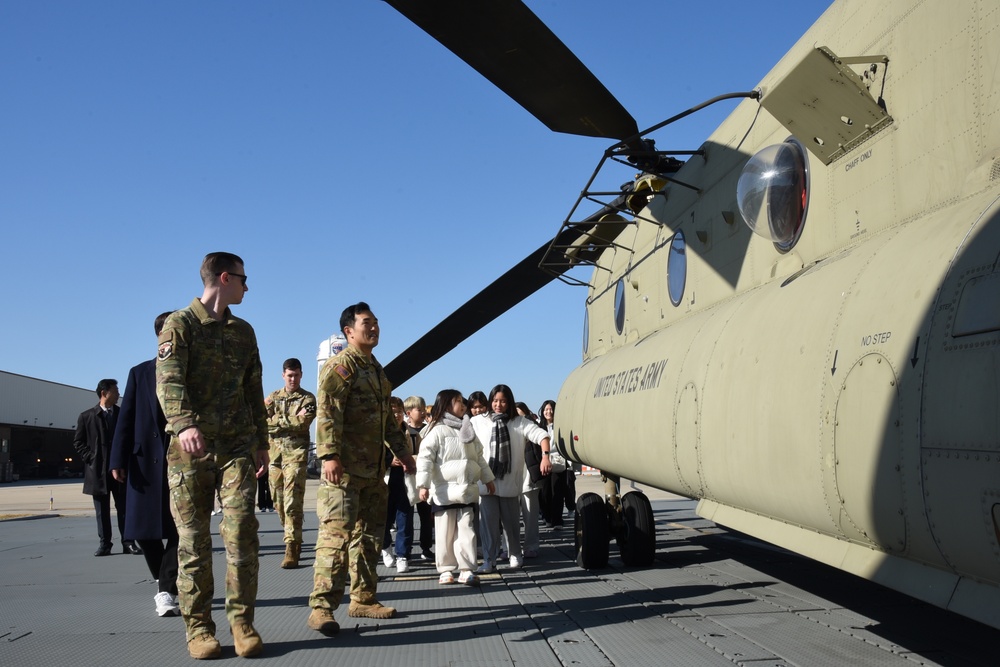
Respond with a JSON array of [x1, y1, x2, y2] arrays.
[[438, 571, 455, 585], [154, 591, 180, 617], [381, 549, 394, 568], [458, 570, 479, 586], [396, 557, 409, 573], [508, 555, 522, 569]]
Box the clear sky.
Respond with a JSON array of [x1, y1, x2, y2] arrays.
[[0, 0, 830, 413]]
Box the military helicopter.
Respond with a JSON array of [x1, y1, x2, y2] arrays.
[[379, 0, 1000, 631]]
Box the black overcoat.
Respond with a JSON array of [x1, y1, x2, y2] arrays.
[[73, 403, 118, 496]]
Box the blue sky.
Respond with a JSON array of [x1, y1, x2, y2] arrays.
[[0, 1, 830, 413]]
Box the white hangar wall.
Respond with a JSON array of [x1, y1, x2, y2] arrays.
[[0, 371, 97, 481], [0, 370, 96, 430]]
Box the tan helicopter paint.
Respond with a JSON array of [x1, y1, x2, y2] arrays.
[[556, 0, 1000, 629]]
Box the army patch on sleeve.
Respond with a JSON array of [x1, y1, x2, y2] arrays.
[[334, 365, 351, 380], [157, 342, 173, 361]]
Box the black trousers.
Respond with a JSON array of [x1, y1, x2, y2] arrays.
[[137, 526, 180, 595], [416, 500, 433, 553], [256, 475, 273, 510], [136, 475, 180, 594], [93, 478, 127, 547], [539, 470, 568, 526]]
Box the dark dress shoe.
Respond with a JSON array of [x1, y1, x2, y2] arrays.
[[94, 545, 112, 557], [125, 542, 144, 555]]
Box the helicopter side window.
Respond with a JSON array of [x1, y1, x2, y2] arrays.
[[667, 231, 687, 307], [614, 279, 625, 335], [736, 137, 809, 252]]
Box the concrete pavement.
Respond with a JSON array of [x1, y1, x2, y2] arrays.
[[0, 473, 681, 520], [1, 475, 997, 666]]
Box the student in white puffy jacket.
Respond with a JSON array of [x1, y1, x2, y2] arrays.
[[417, 389, 496, 586], [470, 384, 551, 574]]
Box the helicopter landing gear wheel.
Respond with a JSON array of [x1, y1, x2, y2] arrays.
[[575, 492, 610, 569], [616, 491, 655, 566]]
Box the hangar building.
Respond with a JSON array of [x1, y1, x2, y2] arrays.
[[0, 371, 96, 481]]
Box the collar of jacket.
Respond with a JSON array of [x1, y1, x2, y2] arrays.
[[344, 344, 379, 369], [189, 297, 232, 325]]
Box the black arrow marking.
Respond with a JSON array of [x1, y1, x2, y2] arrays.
[[831, 350, 838, 376], [910, 336, 920, 367]]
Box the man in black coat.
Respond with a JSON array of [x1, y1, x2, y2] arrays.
[[111, 311, 180, 616], [73, 378, 140, 556]]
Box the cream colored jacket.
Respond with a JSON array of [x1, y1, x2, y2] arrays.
[[416, 422, 495, 506]]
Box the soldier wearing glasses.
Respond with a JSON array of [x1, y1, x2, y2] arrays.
[[156, 251, 269, 660]]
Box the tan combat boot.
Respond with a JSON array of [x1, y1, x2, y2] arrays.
[[348, 600, 396, 619], [280, 542, 300, 569], [306, 608, 340, 636], [231, 622, 263, 658], [187, 633, 221, 660]]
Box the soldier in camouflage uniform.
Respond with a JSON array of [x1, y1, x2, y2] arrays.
[[156, 252, 270, 660], [265, 357, 316, 569], [306, 302, 416, 637]]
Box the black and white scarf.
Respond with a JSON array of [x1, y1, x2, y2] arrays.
[[488, 412, 511, 479]]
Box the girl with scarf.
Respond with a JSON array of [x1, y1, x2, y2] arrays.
[[416, 389, 496, 585], [470, 384, 551, 573]]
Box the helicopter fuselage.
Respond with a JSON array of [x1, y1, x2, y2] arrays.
[[555, 0, 1000, 629]]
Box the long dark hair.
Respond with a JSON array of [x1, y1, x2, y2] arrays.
[[539, 400, 556, 426], [515, 402, 533, 420], [488, 384, 517, 420], [428, 389, 464, 429]]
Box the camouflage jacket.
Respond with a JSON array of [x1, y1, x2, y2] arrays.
[[265, 387, 316, 447], [155, 298, 268, 453], [315, 344, 409, 478]]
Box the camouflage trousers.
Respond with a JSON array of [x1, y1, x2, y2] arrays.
[[166, 439, 260, 641], [309, 473, 387, 610], [268, 441, 308, 544]]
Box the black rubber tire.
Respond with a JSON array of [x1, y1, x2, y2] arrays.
[[617, 491, 655, 566], [575, 492, 610, 569]]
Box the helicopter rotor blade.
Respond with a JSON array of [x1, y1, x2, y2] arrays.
[[384, 240, 553, 387], [382, 0, 639, 141], [384, 196, 627, 386]]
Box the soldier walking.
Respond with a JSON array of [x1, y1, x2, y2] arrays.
[[306, 302, 416, 636], [156, 252, 270, 660], [265, 357, 316, 568]]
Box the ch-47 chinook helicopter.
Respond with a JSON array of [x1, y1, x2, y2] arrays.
[[378, 0, 1000, 630]]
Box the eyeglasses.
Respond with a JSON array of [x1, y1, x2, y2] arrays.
[[216, 271, 247, 286]]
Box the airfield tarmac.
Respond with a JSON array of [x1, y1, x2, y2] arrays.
[[1, 476, 998, 666]]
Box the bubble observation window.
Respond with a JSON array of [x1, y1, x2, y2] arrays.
[[737, 138, 809, 252]]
